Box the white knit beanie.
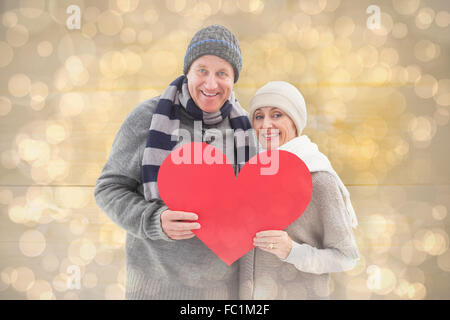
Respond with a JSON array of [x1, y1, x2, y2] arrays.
[[249, 81, 307, 136]]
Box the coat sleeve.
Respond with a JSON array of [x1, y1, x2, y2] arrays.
[[93, 100, 173, 242], [282, 172, 360, 274]]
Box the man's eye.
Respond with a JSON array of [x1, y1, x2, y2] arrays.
[[255, 115, 263, 120], [199, 69, 207, 74], [218, 71, 227, 77]]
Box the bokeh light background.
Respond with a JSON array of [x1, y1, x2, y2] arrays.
[[0, 0, 449, 300]]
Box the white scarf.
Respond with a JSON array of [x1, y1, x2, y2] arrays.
[[278, 135, 358, 228]]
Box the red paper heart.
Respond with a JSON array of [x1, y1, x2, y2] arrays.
[[157, 142, 312, 265]]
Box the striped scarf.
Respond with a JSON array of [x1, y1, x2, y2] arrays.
[[142, 75, 254, 201]]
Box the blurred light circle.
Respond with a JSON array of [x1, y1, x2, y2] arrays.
[[116, 0, 140, 12], [123, 49, 143, 75], [59, 92, 85, 117], [166, 0, 187, 13], [1, 267, 17, 286], [81, 22, 97, 39], [392, 22, 408, 38], [97, 10, 124, 36], [0, 41, 14, 67], [138, 30, 153, 45], [346, 277, 371, 299], [27, 280, 55, 300], [414, 74, 438, 99], [8, 203, 28, 224], [297, 27, 319, 49], [380, 48, 399, 66], [414, 40, 440, 62], [69, 217, 88, 235], [8, 73, 31, 97], [437, 250, 450, 272], [37, 41, 53, 57], [357, 45, 378, 68], [82, 272, 98, 288], [20, 0, 45, 18], [299, 0, 326, 15], [237, 0, 264, 14], [29, 81, 49, 103], [95, 248, 114, 266], [434, 107, 449, 126], [392, 0, 420, 15], [0, 96, 12, 116], [46, 157, 68, 181], [415, 7, 435, 29], [100, 51, 127, 79], [12, 267, 35, 292], [425, 229, 449, 256], [435, 11, 450, 27], [406, 65, 422, 82], [368, 267, 397, 295], [408, 116, 436, 142], [372, 12, 394, 36], [120, 27, 136, 44], [41, 254, 60, 272], [0, 188, 13, 205], [434, 79, 450, 106], [68, 238, 96, 266], [55, 187, 90, 209], [84, 6, 100, 22], [151, 50, 178, 77], [6, 24, 29, 47], [105, 283, 125, 299], [46, 124, 67, 144], [2, 11, 18, 27], [409, 282, 427, 300], [19, 230, 46, 257], [144, 9, 159, 24]]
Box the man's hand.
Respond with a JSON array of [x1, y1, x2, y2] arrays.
[[161, 210, 201, 240]]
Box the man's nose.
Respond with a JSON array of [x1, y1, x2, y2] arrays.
[[204, 74, 218, 90]]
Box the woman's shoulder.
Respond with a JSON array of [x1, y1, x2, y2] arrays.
[[310, 171, 342, 199]]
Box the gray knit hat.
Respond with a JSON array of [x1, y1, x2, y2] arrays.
[[184, 25, 242, 83]]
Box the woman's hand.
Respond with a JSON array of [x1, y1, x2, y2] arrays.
[[253, 230, 293, 260], [161, 210, 201, 240]]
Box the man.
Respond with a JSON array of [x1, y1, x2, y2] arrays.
[[94, 25, 256, 299]]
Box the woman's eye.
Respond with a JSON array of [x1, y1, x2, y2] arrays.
[[273, 113, 282, 118], [255, 115, 263, 120], [218, 71, 227, 77]]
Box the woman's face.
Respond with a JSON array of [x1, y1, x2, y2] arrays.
[[186, 55, 234, 113], [252, 107, 297, 150]]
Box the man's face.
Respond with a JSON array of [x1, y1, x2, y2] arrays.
[[186, 55, 235, 113]]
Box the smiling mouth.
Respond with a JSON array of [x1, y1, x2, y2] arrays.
[[200, 90, 219, 97], [260, 132, 280, 140]]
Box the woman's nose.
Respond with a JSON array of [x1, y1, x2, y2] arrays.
[[262, 117, 273, 128]]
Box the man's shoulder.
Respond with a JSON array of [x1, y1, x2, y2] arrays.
[[127, 95, 161, 120], [122, 95, 161, 133]]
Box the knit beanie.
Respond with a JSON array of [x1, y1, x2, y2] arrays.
[[249, 81, 307, 136], [184, 25, 242, 83]]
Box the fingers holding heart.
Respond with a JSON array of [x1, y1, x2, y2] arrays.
[[253, 230, 292, 260]]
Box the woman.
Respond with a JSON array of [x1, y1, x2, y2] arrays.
[[239, 81, 360, 300]]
